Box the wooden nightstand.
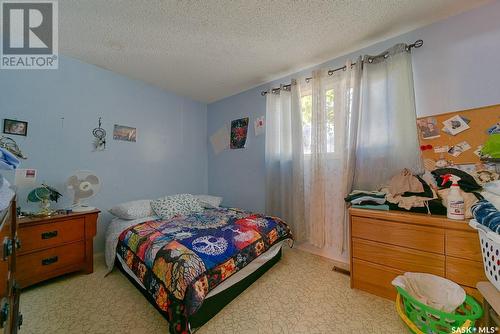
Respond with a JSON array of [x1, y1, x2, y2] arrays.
[[16, 209, 99, 288]]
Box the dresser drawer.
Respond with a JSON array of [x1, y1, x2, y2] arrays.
[[18, 218, 85, 254], [351, 216, 444, 253], [446, 256, 487, 288], [352, 258, 401, 300], [17, 241, 85, 285], [352, 238, 445, 275], [446, 229, 482, 262]]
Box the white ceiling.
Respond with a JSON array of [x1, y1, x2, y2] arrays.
[[59, 0, 490, 103]]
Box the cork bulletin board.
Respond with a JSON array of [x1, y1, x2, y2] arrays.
[[417, 104, 500, 165]]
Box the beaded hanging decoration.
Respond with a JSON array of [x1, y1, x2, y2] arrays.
[[93, 117, 106, 151]]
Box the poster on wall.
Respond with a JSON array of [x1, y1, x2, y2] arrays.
[[113, 124, 137, 142], [230, 117, 249, 149], [254, 116, 265, 136], [14, 168, 37, 188], [210, 125, 230, 154]]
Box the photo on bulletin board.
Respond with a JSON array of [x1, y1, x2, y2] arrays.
[[3, 119, 28, 136], [417, 117, 440, 140], [442, 115, 470, 136], [230, 117, 249, 149]]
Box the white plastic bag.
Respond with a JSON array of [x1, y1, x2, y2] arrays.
[[392, 272, 465, 313]]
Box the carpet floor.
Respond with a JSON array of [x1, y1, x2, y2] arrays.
[[19, 247, 406, 333]]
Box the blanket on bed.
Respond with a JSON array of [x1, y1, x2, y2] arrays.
[[117, 207, 292, 334]]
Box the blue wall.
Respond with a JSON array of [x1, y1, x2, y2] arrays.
[[0, 56, 208, 252], [207, 1, 500, 214]]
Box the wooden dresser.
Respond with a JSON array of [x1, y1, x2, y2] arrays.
[[349, 208, 485, 301], [16, 210, 99, 288], [0, 195, 22, 333]]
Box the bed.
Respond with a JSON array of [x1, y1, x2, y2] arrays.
[[105, 207, 292, 334]]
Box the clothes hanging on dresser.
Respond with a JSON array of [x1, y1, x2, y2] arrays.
[[0, 175, 14, 211], [0, 147, 20, 170]]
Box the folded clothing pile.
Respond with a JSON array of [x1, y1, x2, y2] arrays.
[[432, 168, 483, 192], [345, 190, 388, 210], [471, 200, 500, 233], [381, 168, 442, 213], [432, 168, 484, 219]]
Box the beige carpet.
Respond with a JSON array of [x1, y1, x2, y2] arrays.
[[19, 248, 406, 333]]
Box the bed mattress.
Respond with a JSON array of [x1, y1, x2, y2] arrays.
[[117, 239, 286, 298]]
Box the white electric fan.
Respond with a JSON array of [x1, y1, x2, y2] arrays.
[[66, 170, 101, 212]]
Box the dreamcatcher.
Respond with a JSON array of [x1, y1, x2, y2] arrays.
[[92, 117, 106, 151], [0, 136, 27, 159]]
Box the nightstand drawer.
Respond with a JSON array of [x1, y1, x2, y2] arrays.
[[18, 218, 85, 254], [17, 241, 85, 285]]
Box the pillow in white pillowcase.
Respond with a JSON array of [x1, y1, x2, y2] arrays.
[[109, 199, 154, 220], [195, 195, 223, 208]]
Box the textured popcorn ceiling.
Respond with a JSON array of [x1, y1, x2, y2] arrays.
[[59, 0, 489, 103]]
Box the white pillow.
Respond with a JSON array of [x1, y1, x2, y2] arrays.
[[109, 200, 154, 220], [195, 195, 223, 208], [151, 194, 203, 220]]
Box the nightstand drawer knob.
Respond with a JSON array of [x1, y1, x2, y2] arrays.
[[41, 231, 58, 239], [41, 256, 58, 266]]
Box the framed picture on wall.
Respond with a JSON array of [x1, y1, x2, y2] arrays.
[[3, 119, 28, 136], [113, 124, 137, 142]]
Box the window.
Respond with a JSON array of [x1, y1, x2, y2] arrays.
[[301, 89, 335, 154], [301, 94, 312, 154]]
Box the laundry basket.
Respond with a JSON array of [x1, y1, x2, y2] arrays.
[[395, 286, 482, 334], [469, 219, 500, 291]]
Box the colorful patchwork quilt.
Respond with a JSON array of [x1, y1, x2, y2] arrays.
[[117, 207, 292, 334]]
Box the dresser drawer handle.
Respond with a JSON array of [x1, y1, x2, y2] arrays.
[[41, 231, 58, 239], [0, 298, 8, 329], [2, 238, 12, 261], [41, 256, 58, 266]]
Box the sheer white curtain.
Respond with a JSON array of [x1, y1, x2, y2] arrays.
[[265, 82, 306, 242], [354, 44, 423, 190], [303, 60, 361, 253], [265, 42, 421, 262]]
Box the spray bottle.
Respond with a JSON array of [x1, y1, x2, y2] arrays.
[[441, 174, 465, 220]]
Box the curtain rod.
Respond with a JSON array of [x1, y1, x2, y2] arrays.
[[260, 39, 423, 96]]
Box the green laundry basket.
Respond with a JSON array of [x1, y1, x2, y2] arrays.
[[395, 286, 483, 334]]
